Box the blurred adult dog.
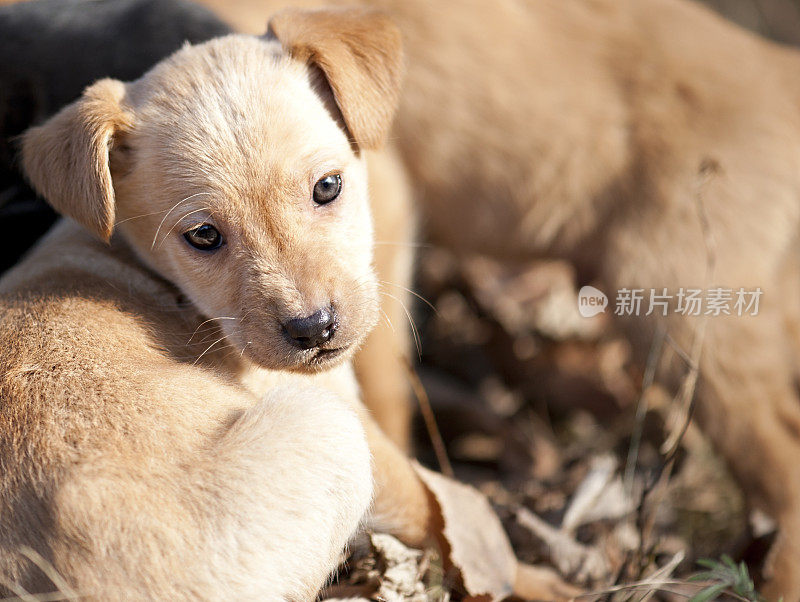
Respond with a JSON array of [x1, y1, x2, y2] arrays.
[[0, 10, 433, 598], [202, 0, 800, 597]]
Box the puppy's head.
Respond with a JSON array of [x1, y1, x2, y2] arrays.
[[20, 8, 403, 372]]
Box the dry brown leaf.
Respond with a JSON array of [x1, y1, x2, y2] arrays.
[[413, 464, 582, 600], [414, 463, 517, 600]]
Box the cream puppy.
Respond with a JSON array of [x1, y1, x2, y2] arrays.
[[0, 11, 425, 599]]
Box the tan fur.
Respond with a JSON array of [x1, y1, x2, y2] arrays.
[[198, 0, 800, 598], [0, 21, 435, 599], [355, 147, 415, 448], [264, 7, 415, 448], [267, 8, 403, 150], [20, 79, 133, 241]]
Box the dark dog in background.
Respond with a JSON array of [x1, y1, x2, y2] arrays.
[[0, 0, 230, 272]]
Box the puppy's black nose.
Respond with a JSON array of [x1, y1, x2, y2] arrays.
[[283, 307, 337, 349]]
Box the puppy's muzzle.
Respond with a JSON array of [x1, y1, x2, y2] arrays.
[[283, 306, 337, 349]]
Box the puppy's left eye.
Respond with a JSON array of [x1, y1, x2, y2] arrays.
[[313, 174, 342, 205], [183, 225, 223, 251]]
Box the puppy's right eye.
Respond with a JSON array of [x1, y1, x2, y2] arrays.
[[313, 174, 342, 205], [183, 225, 223, 251]]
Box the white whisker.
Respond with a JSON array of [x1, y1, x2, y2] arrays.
[[380, 290, 422, 359], [151, 192, 211, 250], [157, 207, 213, 250], [115, 207, 174, 226], [379, 308, 395, 334], [373, 240, 430, 249], [192, 337, 227, 366], [379, 280, 438, 314], [187, 317, 237, 344]]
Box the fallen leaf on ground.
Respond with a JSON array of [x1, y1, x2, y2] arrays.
[[415, 463, 517, 600], [415, 464, 580, 601]]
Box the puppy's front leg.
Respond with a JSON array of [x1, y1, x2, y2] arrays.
[[300, 366, 434, 544], [360, 408, 434, 546], [355, 392, 581, 602], [306, 366, 433, 545]]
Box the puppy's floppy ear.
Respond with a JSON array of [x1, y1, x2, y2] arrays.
[[267, 7, 403, 150], [21, 78, 132, 242]]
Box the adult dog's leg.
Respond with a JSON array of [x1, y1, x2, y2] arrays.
[[597, 159, 800, 599], [609, 285, 800, 600], [694, 312, 800, 601], [42, 385, 372, 600], [355, 148, 416, 450]]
